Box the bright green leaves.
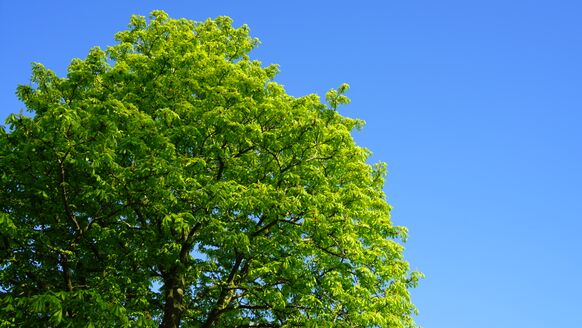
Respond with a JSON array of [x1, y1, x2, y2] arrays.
[[326, 83, 352, 110], [1, 10, 419, 328], [162, 212, 196, 241]]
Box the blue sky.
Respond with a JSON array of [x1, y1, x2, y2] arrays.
[[1, 1, 581, 327]]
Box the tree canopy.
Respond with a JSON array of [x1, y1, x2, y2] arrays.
[[0, 11, 420, 327]]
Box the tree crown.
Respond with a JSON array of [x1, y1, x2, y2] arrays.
[[0, 10, 420, 327]]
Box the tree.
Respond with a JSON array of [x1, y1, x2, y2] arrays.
[[0, 11, 420, 327]]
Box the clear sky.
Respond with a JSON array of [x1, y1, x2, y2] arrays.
[[1, 1, 581, 327]]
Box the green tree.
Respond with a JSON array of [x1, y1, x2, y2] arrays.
[[0, 11, 420, 327]]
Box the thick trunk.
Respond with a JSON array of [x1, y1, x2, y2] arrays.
[[160, 226, 199, 328], [160, 271, 186, 328]]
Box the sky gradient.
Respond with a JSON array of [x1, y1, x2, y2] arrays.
[[1, 1, 581, 327]]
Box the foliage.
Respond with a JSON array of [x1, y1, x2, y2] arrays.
[[0, 11, 420, 327]]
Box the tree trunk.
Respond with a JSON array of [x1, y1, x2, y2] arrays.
[[160, 270, 186, 328]]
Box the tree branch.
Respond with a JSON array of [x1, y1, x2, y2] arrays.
[[57, 157, 81, 233], [202, 253, 244, 328]]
